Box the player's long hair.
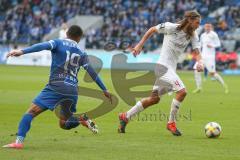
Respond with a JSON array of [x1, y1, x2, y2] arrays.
[[177, 10, 201, 39]]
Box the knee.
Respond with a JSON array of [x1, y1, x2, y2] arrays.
[[26, 103, 45, 118], [59, 116, 80, 130], [150, 96, 160, 105], [180, 90, 187, 99], [178, 90, 187, 100]]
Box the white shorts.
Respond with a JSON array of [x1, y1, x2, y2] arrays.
[[203, 58, 216, 73], [153, 64, 185, 95], [193, 59, 216, 73]]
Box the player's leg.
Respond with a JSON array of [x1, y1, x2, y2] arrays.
[[168, 89, 187, 123], [167, 71, 186, 136], [204, 67, 208, 81], [3, 103, 45, 149], [57, 98, 98, 134], [57, 98, 80, 130], [193, 69, 202, 93], [167, 88, 187, 136], [127, 90, 160, 119], [59, 113, 98, 134], [193, 62, 202, 93], [118, 90, 160, 133], [209, 72, 229, 93], [207, 60, 228, 93], [118, 65, 170, 133]]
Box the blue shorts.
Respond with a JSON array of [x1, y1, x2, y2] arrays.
[[33, 85, 78, 113]]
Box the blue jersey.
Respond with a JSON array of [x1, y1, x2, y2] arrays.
[[48, 39, 87, 85], [47, 39, 88, 96], [22, 38, 107, 96]]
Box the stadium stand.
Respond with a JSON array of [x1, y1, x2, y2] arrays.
[[0, 0, 239, 52]]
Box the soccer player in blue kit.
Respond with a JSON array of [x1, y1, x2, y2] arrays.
[[3, 25, 112, 149]]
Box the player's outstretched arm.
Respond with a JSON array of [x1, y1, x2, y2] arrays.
[[21, 41, 54, 54], [132, 27, 158, 57], [7, 50, 24, 58], [84, 64, 112, 103], [7, 41, 55, 58]]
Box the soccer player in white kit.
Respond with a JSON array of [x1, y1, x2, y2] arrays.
[[193, 23, 228, 93], [118, 11, 204, 136]]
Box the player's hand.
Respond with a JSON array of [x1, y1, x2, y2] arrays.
[[207, 44, 213, 48], [103, 90, 112, 104], [132, 44, 143, 57], [7, 50, 23, 58], [196, 61, 204, 72]]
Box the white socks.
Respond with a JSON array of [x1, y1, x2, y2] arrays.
[[194, 70, 226, 90], [126, 101, 144, 120], [126, 99, 181, 122], [194, 70, 202, 89], [214, 73, 225, 86], [16, 136, 24, 144], [168, 99, 181, 123]]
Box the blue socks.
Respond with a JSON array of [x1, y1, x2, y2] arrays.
[[16, 113, 33, 143], [64, 116, 80, 130], [204, 67, 208, 78], [15, 113, 80, 143]]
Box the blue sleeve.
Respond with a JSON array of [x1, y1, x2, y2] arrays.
[[82, 54, 107, 91], [22, 40, 58, 54]]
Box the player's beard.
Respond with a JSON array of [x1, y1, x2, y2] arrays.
[[183, 23, 196, 39]]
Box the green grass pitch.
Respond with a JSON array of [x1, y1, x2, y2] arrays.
[[0, 65, 239, 160]]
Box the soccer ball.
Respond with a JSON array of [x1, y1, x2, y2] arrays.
[[204, 122, 222, 138]]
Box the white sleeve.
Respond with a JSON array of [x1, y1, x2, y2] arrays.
[[155, 22, 176, 34], [48, 40, 57, 50], [200, 34, 203, 48], [212, 32, 221, 48], [191, 31, 201, 50]]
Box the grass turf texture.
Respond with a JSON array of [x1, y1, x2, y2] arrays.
[[0, 65, 239, 160]]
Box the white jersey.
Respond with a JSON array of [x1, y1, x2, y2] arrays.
[[200, 31, 221, 60], [155, 22, 200, 70]]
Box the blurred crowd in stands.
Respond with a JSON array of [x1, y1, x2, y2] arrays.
[[0, 0, 240, 54]]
